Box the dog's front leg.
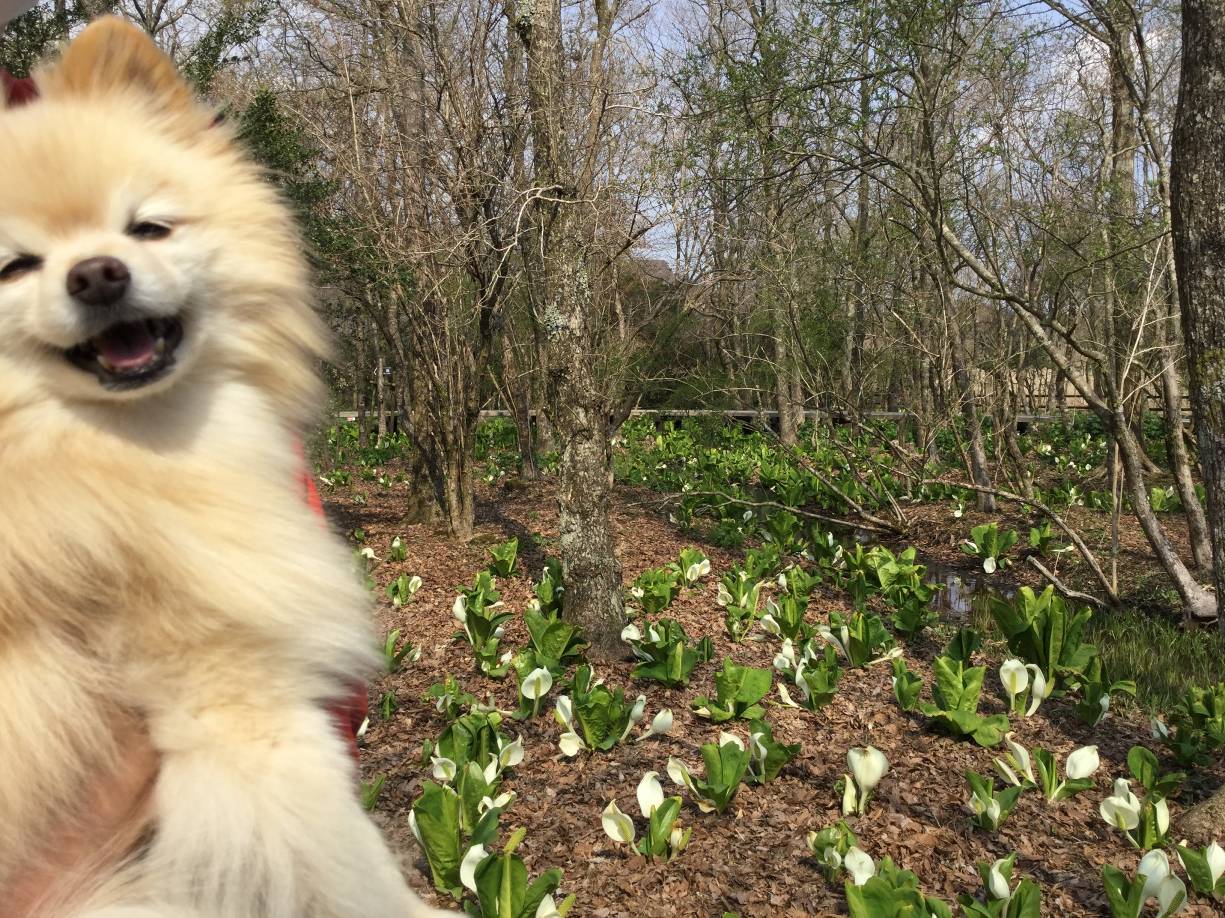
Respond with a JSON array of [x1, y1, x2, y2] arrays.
[[141, 701, 453, 918]]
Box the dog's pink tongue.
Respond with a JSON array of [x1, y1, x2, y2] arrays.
[[94, 322, 156, 370]]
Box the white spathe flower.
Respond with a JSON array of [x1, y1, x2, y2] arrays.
[[460, 844, 489, 894], [848, 746, 889, 795], [535, 895, 564, 918], [601, 800, 636, 845], [408, 809, 422, 844], [1154, 798, 1170, 836], [1138, 849, 1172, 901], [1065, 745, 1100, 780], [841, 774, 858, 815], [498, 735, 525, 770], [999, 659, 1029, 704], [621, 623, 642, 643], [355, 716, 369, 739], [685, 559, 711, 582], [558, 731, 586, 757], [478, 791, 515, 815], [637, 771, 665, 817], [669, 825, 690, 855], [759, 614, 782, 637], [408, 574, 423, 593], [521, 668, 553, 701], [667, 757, 700, 798], [999, 734, 1036, 785], [637, 708, 673, 741], [628, 695, 648, 725], [844, 847, 875, 886], [1155, 875, 1187, 916], [1100, 779, 1142, 831], [716, 583, 733, 606], [452, 596, 467, 622], [773, 639, 797, 672], [431, 755, 458, 783], [719, 731, 745, 751], [554, 695, 574, 730], [987, 858, 1011, 901], [1207, 841, 1225, 886], [777, 683, 800, 708], [983, 555, 998, 574], [1025, 665, 1052, 716]]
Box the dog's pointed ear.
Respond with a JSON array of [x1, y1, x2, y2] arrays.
[[37, 16, 208, 127]]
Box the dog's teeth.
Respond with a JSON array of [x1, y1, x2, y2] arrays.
[[154, 337, 166, 356], [96, 354, 116, 372]]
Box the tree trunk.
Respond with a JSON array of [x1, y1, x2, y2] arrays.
[[1172, 0, 1225, 633], [516, 0, 627, 659], [946, 297, 996, 511]]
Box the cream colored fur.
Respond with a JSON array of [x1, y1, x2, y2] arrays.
[[0, 17, 452, 918]]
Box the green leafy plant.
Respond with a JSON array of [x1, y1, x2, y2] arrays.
[[1071, 667, 1136, 726], [388, 535, 409, 562], [600, 772, 691, 863], [961, 523, 1019, 573], [462, 828, 574, 918], [626, 618, 714, 688], [1099, 746, 1183, 850], [817, 610, 895, 668], [806, 819, 859, 882], [630, 566, 682, 615], [746, 718, 800, 784], [717, 569, 763, 642], [759, 593, 812, 641], [677, 546, 712, 585], [361, 774, 386, 811], [386, 572, 423, 607], [957, 854, 1041, 917], [692, 658, 772, 722], [382, 628, 419, 673], [522, 607, 587, 676], [453, 572, 513, 676], [667, 733, 751, 814], [1174, 841, 1225, 899], [773, 639, 842, 711], [409, 781, 505, 899], [986, 586, 1098, 680], [379, 690, 396, 721], [920, 651, 1010, 747], [488, 537, 519, 577], [1028, 522, 1066, 557], [425, 675, 478, 722], [554, 665, 652, 755], [965, 770, 1023, 832], [530, 558, 564, 618], [1101, 850, 1186, 918], [891, 657, 923, 712], [845, 857, 954, 918], [1153, 680, 1225, 766]]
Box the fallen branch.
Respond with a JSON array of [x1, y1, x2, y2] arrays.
[[1026, 556, 1105, 609]]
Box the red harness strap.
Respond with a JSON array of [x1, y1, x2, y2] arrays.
[[294, 442, 368, 762]]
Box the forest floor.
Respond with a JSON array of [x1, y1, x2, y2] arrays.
[[322, 473, 1225, 918]]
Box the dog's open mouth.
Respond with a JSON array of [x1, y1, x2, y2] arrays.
[[65, 316, 184, 389]]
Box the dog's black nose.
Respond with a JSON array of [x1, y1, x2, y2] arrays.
[[66, 256, 130, 307]]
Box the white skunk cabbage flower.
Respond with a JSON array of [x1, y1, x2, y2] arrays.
[[1065, 745, 1100, 780], [685, 559, 711, 582], [1138, 849, 1187, 912], [621, 623, 642, 643], [719, 732, 745, 751], [986, 858, 1012, 901], [601, 800, 636, 845], [498, 735, 525, 770], [1025, 665, 1052, 716], [1207, 841, 1225, 887], [554, 695, 574, 730], [849, 747, 889, 795], [716, 583, 734, 606], [452, 596, 467, 623], [430, 755, 458, 783], [636, 708, 673, 742], [521, 668, 553, 701], [844, 847, 875, 886], [1100, 778, 1142, 831], [407, 574, 423, 593], [408, 809, 422, 844], [759, 613, 782, 638], [994, 734, 1036, 786], [478, 791, 515, 815], [637, 771, 665, 817], [535, 895, 566, 918], [999, 659, 1029, 707], [558, 731, 586, 757], [460, 844, 489, 894]]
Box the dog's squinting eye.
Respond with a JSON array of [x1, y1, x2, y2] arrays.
[[0, 255, 43, 282], [127, 221, 173, 241]]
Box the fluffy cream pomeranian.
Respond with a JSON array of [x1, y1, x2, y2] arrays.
[[0, 17, 452, 918]]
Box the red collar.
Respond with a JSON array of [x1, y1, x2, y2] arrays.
[[1, 70, 38, 107]]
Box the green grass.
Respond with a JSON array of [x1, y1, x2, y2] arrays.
[[1087, 609, 1225, 714]]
